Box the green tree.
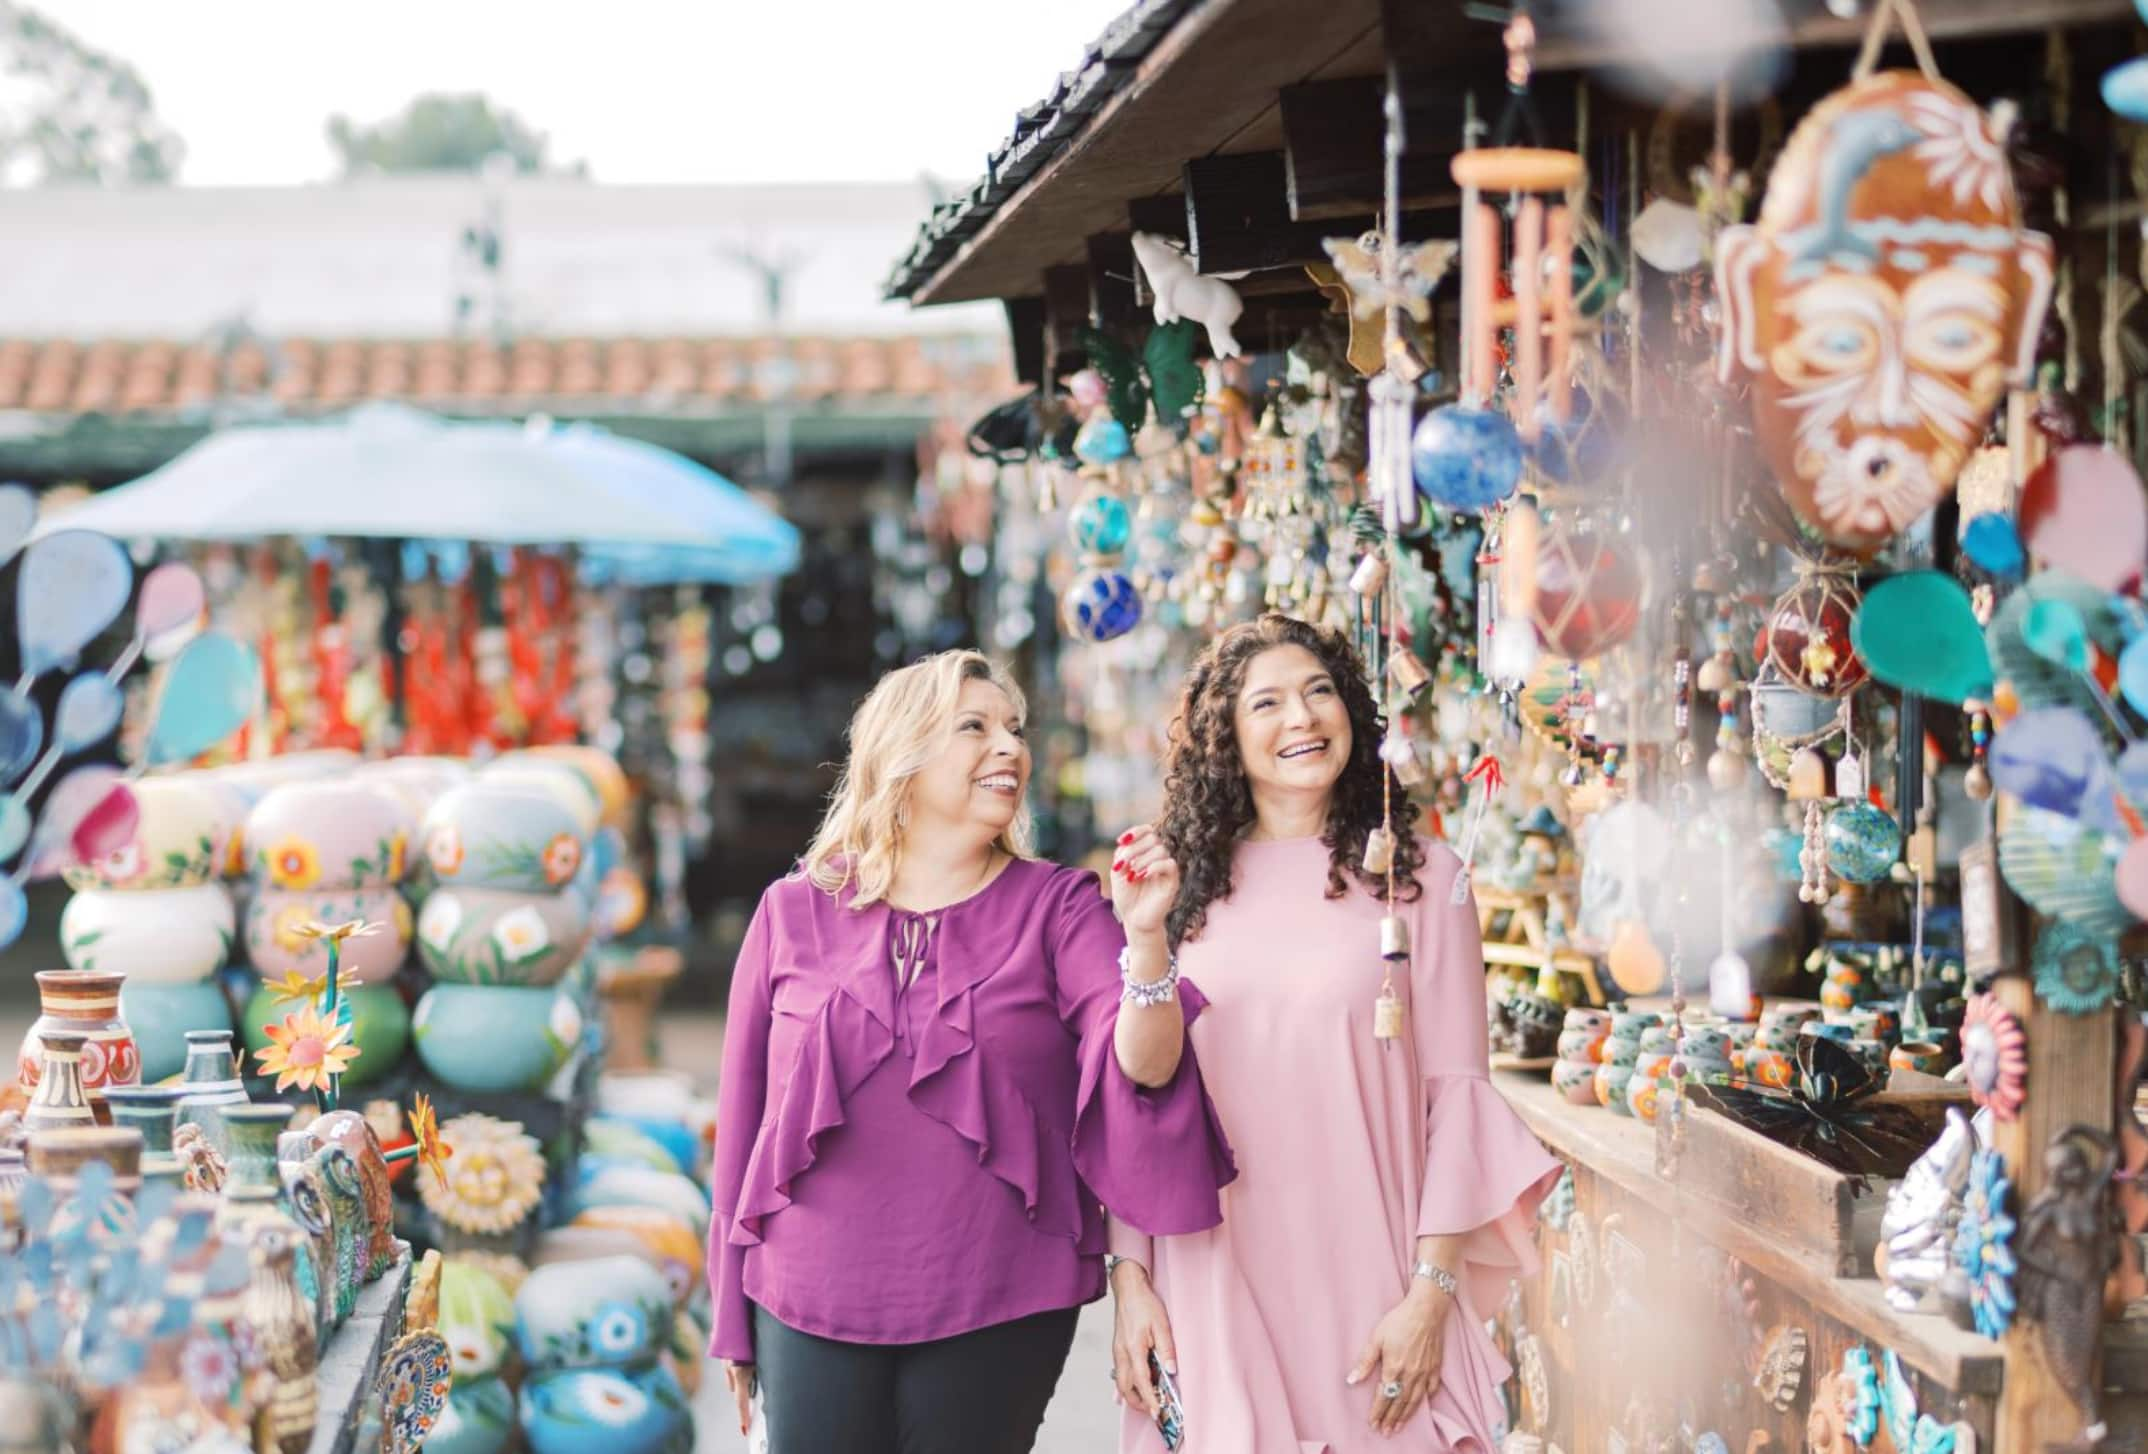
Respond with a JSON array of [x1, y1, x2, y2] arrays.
[[0, 1, 185, 185], [326, 93, 571, 176]]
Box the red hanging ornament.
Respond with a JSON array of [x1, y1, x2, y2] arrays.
[[1530, 526, 1642, 660], [1754, 566, 1866, 698]]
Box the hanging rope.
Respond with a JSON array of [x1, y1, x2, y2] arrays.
[[1851, 0, 1941, 84]]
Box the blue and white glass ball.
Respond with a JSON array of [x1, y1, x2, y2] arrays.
[[1073, 415, 1133, 466], [1069, 491, 1132, 557], [1410, 403, 1523, 511], [1825, 802, 1902, 884], [1061, 568, 1142, 643]]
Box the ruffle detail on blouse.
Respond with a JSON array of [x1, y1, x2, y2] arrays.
[[1072, 979, 1238, 1238], [1416, 1072, 1562, 1315], [909, 974, 1092, 1244], [728, 983, 893, 1248]]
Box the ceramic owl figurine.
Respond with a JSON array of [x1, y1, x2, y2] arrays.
[[1716, 71, 2054, 557]]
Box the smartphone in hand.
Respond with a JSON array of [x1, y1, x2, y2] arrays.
[[1148, 1350, 1185, 1452]]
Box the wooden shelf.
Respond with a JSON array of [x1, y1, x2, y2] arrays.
[[306, 1242, 414, 1454], [1495, 1069, 2009, 1395]]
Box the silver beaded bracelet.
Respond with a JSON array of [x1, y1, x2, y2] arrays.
[[1119, 944, 1180, 1008], [1411, 1259, 1459, 1298]]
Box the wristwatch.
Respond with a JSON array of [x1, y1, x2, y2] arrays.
[[1411, 1260, 1459, 1298]]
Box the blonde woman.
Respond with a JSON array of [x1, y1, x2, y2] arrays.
[[708, 650, 1235, 1454]]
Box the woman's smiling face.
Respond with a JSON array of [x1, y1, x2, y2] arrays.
[[905, 677, 1029, 837], [1232, 644, 1351, 808]]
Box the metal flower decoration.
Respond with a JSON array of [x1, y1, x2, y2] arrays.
[[404, 1093, 453, 1193], [266, 969, 329, 1009], [254, 1004, 360, 1095], [1841, 1345, 1882, 1448], [1954, 1147, 2019, 1339], [1960, 994, 2028, 1121], [2031, 920, 2122, 1015]]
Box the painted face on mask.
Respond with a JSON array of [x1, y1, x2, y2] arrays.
[[1716, 71, 2054, 558]]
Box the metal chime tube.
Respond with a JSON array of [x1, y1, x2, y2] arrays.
[[1545, 202, 1574, 425], [1513, 195, 1544, 440], [1465, 201, 1500, 404]]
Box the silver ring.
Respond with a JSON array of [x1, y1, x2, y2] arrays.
[[1381, 1381, 1404, 1399]]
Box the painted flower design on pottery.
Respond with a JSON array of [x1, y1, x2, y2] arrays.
[[1955, 1147, 2018, 1339], [419, 893, 464, 955], [272, 903, 318, 956], [1716, 72, 2054, 557], [264, 837, 322, 891], [542, 832, 582, 888], [181, 1333, 238, 1407], [97, 838, 146, 887], [428, 825, 465, 877], [588, 1302, 649, 1361], [578, 1372, 653, 1425], [387, 830, 408, 883], [1960, 992, 2027, 1121], [546, 994, 585, 1062], [493, 905, 553, 965]]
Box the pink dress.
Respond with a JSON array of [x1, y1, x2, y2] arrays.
[[1110, 836, 1560, 1454]]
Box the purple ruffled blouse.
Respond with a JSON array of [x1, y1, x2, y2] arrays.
[[705, 857, 1236, 1361]]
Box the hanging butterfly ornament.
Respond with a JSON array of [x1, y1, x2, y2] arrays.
[[1714, 57, 2054, 558]]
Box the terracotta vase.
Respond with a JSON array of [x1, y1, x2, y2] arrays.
[[22, 1030, 96, 1133], [16, 970, 139, 1114], [243, 1224, 321, 1454]]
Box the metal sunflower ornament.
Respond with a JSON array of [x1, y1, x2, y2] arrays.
[[1953, 1148, 2019, 1339]]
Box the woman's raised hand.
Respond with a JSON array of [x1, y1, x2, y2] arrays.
[[1109, 824, 1179, 939]]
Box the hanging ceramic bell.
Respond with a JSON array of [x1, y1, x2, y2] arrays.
[[1363, 827, 1396, 875], [1388, 647, 1433, 701], [1381, 726, 1426, 787], [1379, 914, 1410, 960], [1349, 551, 1389, 598]]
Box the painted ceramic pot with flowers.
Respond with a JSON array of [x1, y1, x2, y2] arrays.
[[514, 1255, 674, 1373], [61, 880, 235, 983], [243, 887, 413, 984], [63, 777, 228, 892], [518, 1363, 692, 1454], [247, 781, 410, 894], [422, 785, 588, 896], [416, 885, 594, 988], [412, 983, 583, 1093]]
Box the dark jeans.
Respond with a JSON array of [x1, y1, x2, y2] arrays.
[[752, 1302, 1081, 1454]]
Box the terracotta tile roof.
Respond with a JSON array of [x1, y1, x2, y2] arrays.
[[0, 335, 1011, 417]]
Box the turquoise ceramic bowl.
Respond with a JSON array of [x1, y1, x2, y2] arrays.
[[412, 983, 580, 1093]]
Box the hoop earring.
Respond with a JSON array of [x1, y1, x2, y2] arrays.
[[895, 803, 910, 830]]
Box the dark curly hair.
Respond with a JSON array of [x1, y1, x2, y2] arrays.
[[1157, 613, 1425, 947]]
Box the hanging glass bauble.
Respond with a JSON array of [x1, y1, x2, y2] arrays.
[[1410, 404, 1522, 512], [1824, 802, 1901, 883], [1073, 416, 1132, 466], [1755, 574, 1867, 698], [1530, 385, 1624, 487], [1531, 528, 1642, 660], [1069, 491, 1132, 557], [1061, 568, 1142, 643]]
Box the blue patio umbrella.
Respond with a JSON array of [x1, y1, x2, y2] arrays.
[[30, 403, 800, 585]]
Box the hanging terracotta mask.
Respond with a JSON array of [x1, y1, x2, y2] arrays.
[[1716, 72, 2055, 557]]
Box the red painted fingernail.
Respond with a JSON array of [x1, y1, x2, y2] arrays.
[[1119, 831, 1136, 845]]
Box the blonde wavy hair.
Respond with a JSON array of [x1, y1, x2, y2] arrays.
[[801, 650, 1034, 906]]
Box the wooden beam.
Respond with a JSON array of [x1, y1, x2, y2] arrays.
[[1280, 75, 1463, 219], [1003, 297, 1045, 386], [1042, 264, 1091, 378], [1127, 193, 1189, 242], [1086, 232, 1142, 328], [1186, 150, 1378, 274]]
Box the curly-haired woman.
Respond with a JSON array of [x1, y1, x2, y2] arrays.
[[707, 650, 1234, 1454], [1106, 614, 1559, 1453]]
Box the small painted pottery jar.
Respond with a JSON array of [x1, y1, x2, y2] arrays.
[[120, 979, 235, 1084], [175, 1029, 250, 1150], [247, 780, 410, 893], [16, 970, 139, 1109], [104, 1084, 186, 1155], [241, 981, 410, 1092], [60, 881, 235, 983], [1761, 1002, 1821, 1035], [1890, 1041, 1949, 1077], [62, 776, 227, 891], [514, 1254, 674, 1372], [1847, 1004, 1900, 1047], [1683, 1027, 1734, 1065], [422, 784, 588, 895], [413, 984, 583, 1094], [518, 1363, 692, 1454], [1626, 1069, 1663, 1123], [1553, 1059, 1600, 1105], [1610, 1009, 1662, 1040], [244, 886, 413, 984], [417, 886, 595, 988], [1803, 1020, 1856, 1046], [22, 1031, 96, 1133], [1745, 1047, 1795, 1090], [1600, 1033, 1643, 1069], [1596, 1062, 1636, 1114], [1556, 1028, 1604, 1064]]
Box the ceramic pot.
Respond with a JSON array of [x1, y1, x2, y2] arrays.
[[61, 776, 228, 892], [243, 885, 413, 985], [422, 784, 588, 895], [478, 762, 605, 839], [308, 1108, 399, 1282], [413, 983, 582, 1093], [241, 982, 410, 1091], [104, 1084, 186, 1155], [1682, 1027, 1734, 1065], [175, 1029, 250, 1152], [221, 1103, 297, 1193], [1597, 1062, 1636, 1115], [441, 1260, 519, 1380], [246, 780, 410, 893], [417, 885, 594, 987], [182, 772, 256, 880], [22, 1031, 95, 1133], [1890, 1040, 1950, 1077], [16, 970, 139, 1108], [1552, 1059, 1599, 1105], [1685, 1054, 1735, 1088], [514, 1254, 674, 1372], [518, 1363, 692, 1454], [1555, 1028, 1604, 1064], [1802, 1020, 1856, 1046], [566, 1165, 709, 1237], [26, 1124, 143, 1194], [120, 979, 235, 1084], [1599, 1033, 1643, 1069], [1745, 1047, 1795, 1090], [427, 1374, 517, 1454], [1626, 1071, 1663, 1123], [1847, 1005, 1901, 1047], [1610, 1010, 1661, 1039], [567, 1205, 703, 1311], [61, 881, 235, 983]]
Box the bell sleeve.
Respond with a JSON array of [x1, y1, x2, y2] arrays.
[[1413, 849, 1562, 1313], [1051, 872, 1237, 1236], [706, 892, 776, 1362]]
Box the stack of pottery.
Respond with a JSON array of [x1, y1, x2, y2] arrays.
[[1817, 949, 1879, 1015], [567, 1204, 710, 1393], [1595, 1010, 1659, 1116], [238, 779, 415, 1088], [513, 1254, 694, 1454], [1742, 1003, 1819, 1089], [1627, 1025, 1680, 1122], [58, 775, 236, 1084], [412, 782, 591, 1093], [16, 970, 140, 1120], [1551, 1008, 1609, 1106], [428, 1259, 522, 1454]]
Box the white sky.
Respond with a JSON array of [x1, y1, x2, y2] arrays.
[[24, 0, 1130, 186]]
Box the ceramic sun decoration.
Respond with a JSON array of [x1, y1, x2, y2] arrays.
[[1716, 71, 2054, 557]]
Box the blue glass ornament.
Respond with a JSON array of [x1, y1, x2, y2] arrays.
[[1961, 513, 2025, 577], [1410, 404, 1522, 511], [1529, 386, 1624, 486], [2104, 56, 2148, 122], [1954, 1148, 2017, 1339], [1073, 416, 1132, 466], [1069, 492, 1132, 557], [1061, 569, 1142, 643], [1825, 802, 1902, 884]]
